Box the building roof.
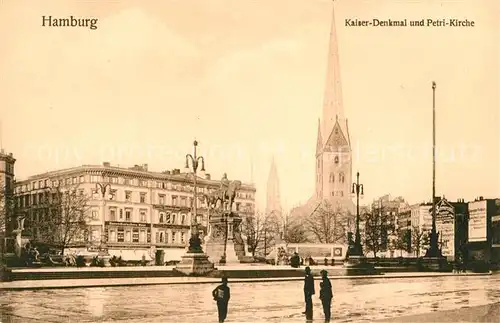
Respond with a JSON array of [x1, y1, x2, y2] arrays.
[[15, 163, 256, 191]]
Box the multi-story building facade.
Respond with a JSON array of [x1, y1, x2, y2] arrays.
[[369, 195, 409, 254], [467, 197, 499, 266], [13, 162, 256, 262]]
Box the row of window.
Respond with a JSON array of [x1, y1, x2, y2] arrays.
[[16, 175, 255, 200], [17, 190, 85, 208], [107, 228, 152, 243], [155, 230, 186, 244], [328, 172, 346, 183], [17, 189, 254, 214], [106, 228, 187, 245], [107, 208, 149, 222]]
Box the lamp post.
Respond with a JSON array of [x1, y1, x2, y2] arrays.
[[221, 213, 228, 264], [425, 81, 441, 258], [350, 171, 364, 257], [184, 140, 205, 252], [95, 182, 112, 252]]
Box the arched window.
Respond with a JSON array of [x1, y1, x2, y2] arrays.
[[159, 212, 164, 223], [171, 213, 176, 224], [334, 156, 339, 164], [329, 173, 335, 183], [159, 232, 164, 243], [339, 172, 345, 183]]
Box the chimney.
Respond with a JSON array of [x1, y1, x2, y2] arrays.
[[205, 173, 211, 180], [479, 196, 484, 200], [103, 162, 110, 167]]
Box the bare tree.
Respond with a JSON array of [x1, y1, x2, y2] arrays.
[[242, 212, 280, 257], [0, 190, 9, 234], [394, 229, 411, 257], [305, 201, 347, 244], [283, 219, 308, 244], [411, 225, 430, 258], [364, 205, 394, 258], [37, 183, 91, 255]]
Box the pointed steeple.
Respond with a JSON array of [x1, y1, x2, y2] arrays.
[[266, 156, 282, 217], [316, 118, 323, 156], [321, 3, 349, 145]]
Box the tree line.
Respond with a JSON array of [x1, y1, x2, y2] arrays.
[[242, 201, 431, 258]]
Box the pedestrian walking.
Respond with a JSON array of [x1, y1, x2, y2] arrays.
[[319, 269, 333, 322], [212, 277, 231, 323], [302, 266, 315, 320]]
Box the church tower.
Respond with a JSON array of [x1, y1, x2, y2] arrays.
[[315, 4, 353, 210], [266, 157, 282, 218]]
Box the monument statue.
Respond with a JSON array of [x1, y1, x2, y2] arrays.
[[188, 234, 203, 253], [204, 174, 253, 264], [225, 180, 242, 211], [12, 215, 26, 258]]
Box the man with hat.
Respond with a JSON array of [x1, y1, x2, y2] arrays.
[[302, 266, 315, 319], [212, 276, 231, 323], [319, 269, 333, 321]]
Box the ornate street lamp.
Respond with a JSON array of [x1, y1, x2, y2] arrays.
[[184, 140, 206, 252], [95, 181, 113, 252], [221, 212, 228, 264], [350, 171, 364, 257]]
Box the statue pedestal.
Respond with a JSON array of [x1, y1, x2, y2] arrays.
[[205, 211, 250, 264], [344, 256, 377, 275], [174, 252, 215, 276], [223, 239, 239, 264]]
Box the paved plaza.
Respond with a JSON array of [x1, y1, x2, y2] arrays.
[[1, 273, 499, 322]]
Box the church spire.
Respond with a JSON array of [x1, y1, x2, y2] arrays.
[[316, 118, 323, 156], [321, 2, 346, 142], [266, 156, 282, 217]]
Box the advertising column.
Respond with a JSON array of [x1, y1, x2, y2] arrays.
[[435, 200, 455, 260], [468, 200, 488, 243]]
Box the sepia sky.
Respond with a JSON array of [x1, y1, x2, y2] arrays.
[[0, 0, 498, 212]]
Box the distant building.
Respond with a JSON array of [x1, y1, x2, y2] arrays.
[[369, 195, 409, 255], [450, 199, 468, 261], [466, 196, 499, 266], [13, 162, 256, 262]]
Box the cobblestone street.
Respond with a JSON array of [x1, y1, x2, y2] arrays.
[[1, 274, 499, 322]]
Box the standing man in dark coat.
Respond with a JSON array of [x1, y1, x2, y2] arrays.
[[212, 276, 231, 323], [319, 269, 333, 321], [302, 266, 315, 320]]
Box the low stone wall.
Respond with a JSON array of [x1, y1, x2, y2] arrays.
[[10, 268, 180, 281]]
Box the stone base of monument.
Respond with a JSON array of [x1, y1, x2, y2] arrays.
[[343, 256, 378, 275], [174, 252, 215, 276]]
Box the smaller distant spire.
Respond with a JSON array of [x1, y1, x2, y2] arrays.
[[266, 156, 282, 216]]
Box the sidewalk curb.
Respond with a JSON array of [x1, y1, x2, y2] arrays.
[[0, 272, 492, 291]]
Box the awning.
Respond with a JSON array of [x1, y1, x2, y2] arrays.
[[108, 249, 153, 261]]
